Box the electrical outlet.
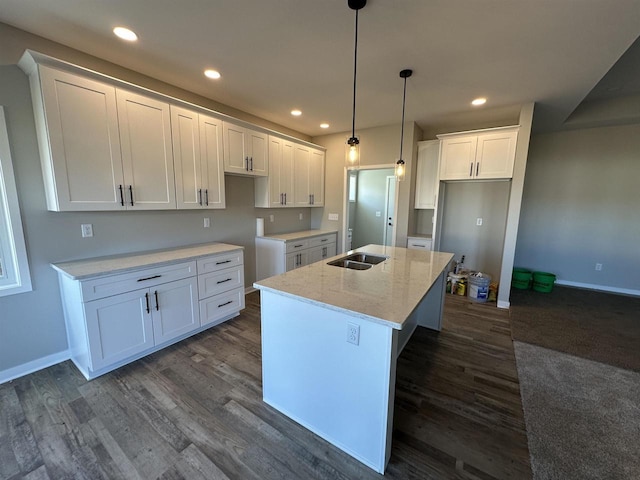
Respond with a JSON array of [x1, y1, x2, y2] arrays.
[[328, 213, 339, 221], [299, 213, 303, 220], [81, 224, 93, 238], [476, 217, 483, 226], [203, 217, 210, 228], [269, 214, 274, 222], [347, 323, 360, 345], [595, 263, 603, 271]]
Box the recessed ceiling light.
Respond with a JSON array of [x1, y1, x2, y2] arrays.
[[291, 109, 302, 116], [320, 123, 330, 129], [113, 27, 138, 42], [204, 69, 221, 79], [471, 97, 487, 106]]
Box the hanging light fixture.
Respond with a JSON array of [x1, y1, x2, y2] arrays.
[[395, 69, 413, 181], [346, 0, 366, 169]]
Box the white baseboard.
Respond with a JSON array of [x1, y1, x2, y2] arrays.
[[555, 280, 640, 297], [0, 349, 70, 385]]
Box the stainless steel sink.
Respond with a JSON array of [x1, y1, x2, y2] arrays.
[[327, 252, 388, 270]]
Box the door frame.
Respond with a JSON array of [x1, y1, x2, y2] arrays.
[[342, 164, 399, 253]]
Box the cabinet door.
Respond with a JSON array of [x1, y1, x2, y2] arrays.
[[308, 243, 336, 264], [261, 136, 294, 208], [293, 145, 311, 206], [285, 251, 308, 271], [150, 277, 199, 345], [309, 149, 325, 206], [280, 140, 295, 206], [200, 288, 245, 328], [200, 114, 226, 208], [439, 135, 477, 180], [223, 122, 248, 174], [415, 141, 440, 209], [475, 130, 518, 179], [407, 238, 432, 250], [171, 106, 202, 209], [117, 89, 176, 209], [85, 289, 154, 371], [38, 66, 124, 211], [247, 129, 268, 176]]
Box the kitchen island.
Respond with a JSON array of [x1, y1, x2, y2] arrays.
[[253, 244, 453, 473]]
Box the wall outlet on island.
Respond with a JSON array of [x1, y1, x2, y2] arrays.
[[347, 323, 360, 346]]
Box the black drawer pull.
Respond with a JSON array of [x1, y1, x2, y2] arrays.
[[145, 292, 150, 314], [218, 300, 233, 308], [216, 278, 232, 284], [137, 274, 162, 282], [321, 238, 328, 242], [216, 260, 232, 265], [293, 244, 304, 248], [154, 290, 159, 311]]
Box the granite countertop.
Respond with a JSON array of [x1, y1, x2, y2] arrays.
[[256, 229, 338, 242], [52, 243, 244, 280], [254, 244, 454, 330]]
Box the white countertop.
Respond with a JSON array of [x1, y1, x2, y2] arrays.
[[52, 243, 243, 280], [254, 244, 454, 330], [256, 229, 338, 242]]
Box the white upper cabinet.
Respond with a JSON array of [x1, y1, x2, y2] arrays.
[[116, 89, 176, 209], [255, 135, 294, 207], [32, 66, 125, 211], [415, 140, 440, 209], [222, 121, 268, 176], [293, 144, 325, 207], [439, 127, 518, 181], [171, 106, 225, 209]]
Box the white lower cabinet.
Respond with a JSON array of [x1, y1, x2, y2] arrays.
[[407, 236, 433, 251], [55, 244, 244, 379], [255, 230, 337, 281]]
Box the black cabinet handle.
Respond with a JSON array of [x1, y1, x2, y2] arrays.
[[218, 300, 233, 308], [198, 188, 203, 206], [118, 185, 125, 206], [250, 157, 253, 171], [217, 278, 232, 284], [284, 192, 287, 205], [476, 162, 480, 176], [145, 292, 150, 314], [216, 260, 232, 265], [154, 290, 159, 311], [137, 274, 162, 282], [280, 193, 283, 205], [469, 163, 473, 177], [129, 185, 134, 206], [205, 189, 209, 206]]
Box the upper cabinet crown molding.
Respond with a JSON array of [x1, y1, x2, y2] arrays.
[[437, 125, 519, 181]]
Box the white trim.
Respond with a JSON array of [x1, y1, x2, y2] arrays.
[[436, 125, 520, 138], [497, 300, 510, 309], [0, 350, 70, 384], [0, 106, 32, 296], [555, 280, 640, 297]]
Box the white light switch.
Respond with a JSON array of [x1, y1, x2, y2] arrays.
[[269, 214, 274, 222], [203, 217, 210, 228], [376, 211, 381, 217], [476, 218, 483, 226], [299, 213, 303, 220], [328, 213, 339, 221]]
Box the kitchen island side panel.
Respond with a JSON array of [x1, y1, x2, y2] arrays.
[[260, 290, 397, 473]]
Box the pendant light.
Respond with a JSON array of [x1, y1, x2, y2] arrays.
[[346, 0, 366, 169], [395, 69, 412, 181]]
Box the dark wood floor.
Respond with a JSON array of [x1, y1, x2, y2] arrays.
[[0, 292, 531, 479]]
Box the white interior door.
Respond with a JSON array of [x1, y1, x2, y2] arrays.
[[384, 176, 396, 246]]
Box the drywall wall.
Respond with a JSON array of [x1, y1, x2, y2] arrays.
[[439, 181, 511, 280], [515, 123, 640, 293], [0, 64, 311, 377], [351, 169, 395, 249], [311, 122, 421, 251]]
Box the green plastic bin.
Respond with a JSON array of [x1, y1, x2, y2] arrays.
[[512, 268, 532, 290], [532, 271, 556, 293]]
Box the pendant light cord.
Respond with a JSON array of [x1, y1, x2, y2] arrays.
[[351, 8, 359, 139], [399, 76, 407, 160]]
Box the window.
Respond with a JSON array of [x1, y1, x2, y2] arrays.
[[348, 174, 357, 202], [0, 106, 32, 296]]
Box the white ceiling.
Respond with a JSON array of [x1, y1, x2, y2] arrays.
[[1, 0, 639, 137]]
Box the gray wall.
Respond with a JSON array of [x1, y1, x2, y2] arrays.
[[351, 169, 394, 249], [439, 181, 510, 280], [0, 64, 311, 374], [515, 124, 640, 291]]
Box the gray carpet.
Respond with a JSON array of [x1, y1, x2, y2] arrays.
[[514, 341, 640, 480]]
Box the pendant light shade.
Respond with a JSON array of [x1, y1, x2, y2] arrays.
[[346, 0, 366, 169], [395, 69, 412, 181]]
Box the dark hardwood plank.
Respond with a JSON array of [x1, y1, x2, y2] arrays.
[[1, 291, 532, 479]]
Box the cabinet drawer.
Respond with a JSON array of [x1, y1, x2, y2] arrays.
[[197, 250, 243, 274], [198, 265, 244, 299], [200, 288, 245, 328], [309, 234, 336, 248], [407, 238, 432, 250], [81, 261, 196, 302], [285, 239, 309, 253]]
